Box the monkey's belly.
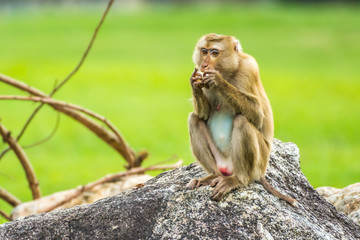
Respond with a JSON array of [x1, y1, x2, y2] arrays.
[[208, 111, 233, 152], [208, 111, 234, 176]]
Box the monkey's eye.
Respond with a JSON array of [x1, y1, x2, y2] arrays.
[[201, 48, 208, 55], [210, 49, 219, 57]]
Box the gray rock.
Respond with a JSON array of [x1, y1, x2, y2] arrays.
[[1, 139, 359, 239], [317, 183, 360, 225], [11, 174, 153, 219]]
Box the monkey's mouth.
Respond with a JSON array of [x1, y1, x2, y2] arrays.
[[198, 71, 211, 78], [199, 67, 215, 77]]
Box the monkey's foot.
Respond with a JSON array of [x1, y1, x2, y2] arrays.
[[187, 174, 219, 190], [210, 176, 241, 201]]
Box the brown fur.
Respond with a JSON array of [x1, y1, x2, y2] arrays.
[[187, 33, 297, 206]]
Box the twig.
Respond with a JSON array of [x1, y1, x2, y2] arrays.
[[0, 209, 11, 221], [0, 172, 14, 180], [0, 74, 47, 97], [0, 187, 21, 207], [151, 154, 178, 166], [42, 160, 183, 213], [0, 75, 137, 165], [0, 124, 41, 199], [58, 107, 135, 164], [0, 0, 115, 160], [0, 145, 10, 159], [83, 160, 184, 191], [23, 112, 60, 149], [131, 150, 149, 170], [52, 0, 115, 93]]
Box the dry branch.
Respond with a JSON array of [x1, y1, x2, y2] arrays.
[[57, 107, 136, 165], [51, 0, 114, 93], [0, 187, 21, 207], [0, 74, 137, 166], [0, 74, 47, 97], [0, 0, 115, 160], [41, 160, 183, 213], [0, 124, 41, 199], [0, 209, 11, 221]]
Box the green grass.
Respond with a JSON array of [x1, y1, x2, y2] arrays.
[[1, 3, 360, 221]]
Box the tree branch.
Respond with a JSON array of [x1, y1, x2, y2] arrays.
[[0, 74, 47, 97], [0, 187, 21, 207], [52, 0, 115, 93], [0, 124, 41, 199], [57, 107, 136, 164], [0, 209, 11, 221]]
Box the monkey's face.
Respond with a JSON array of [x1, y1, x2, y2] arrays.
[[198, 47, 220, 73], [193, 34, 240, 75]]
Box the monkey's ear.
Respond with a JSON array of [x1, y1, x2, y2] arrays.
[[233, 39, 242, 52]]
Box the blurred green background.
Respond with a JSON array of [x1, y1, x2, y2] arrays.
[[1, 1, 359, 221]]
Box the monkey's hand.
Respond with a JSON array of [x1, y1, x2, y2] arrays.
[[202, 70, 224, 89], [190, 68, 205, 92]]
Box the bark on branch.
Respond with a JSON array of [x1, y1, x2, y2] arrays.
[[0, 187, 21, 207], [0, 210, 11, 221], [0, 124, 41, 199]]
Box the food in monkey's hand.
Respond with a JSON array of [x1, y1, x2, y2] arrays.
[[196, 71, 204, 82], [191, 70, 204, 84]]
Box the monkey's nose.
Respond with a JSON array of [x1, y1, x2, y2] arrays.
[[200, 65, 209, 72]]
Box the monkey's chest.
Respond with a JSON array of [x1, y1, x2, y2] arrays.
[[207, 110, 234, 153]]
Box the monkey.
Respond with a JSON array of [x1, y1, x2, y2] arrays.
[[187, 33, 297, 206]]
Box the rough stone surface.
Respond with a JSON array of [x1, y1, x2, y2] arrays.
[[317, 182, 360, 225], [1, 139, 359, 239], [11, 174, 153, 219]]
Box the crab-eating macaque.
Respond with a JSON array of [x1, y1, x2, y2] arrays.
[[187, 33, 297, 206]]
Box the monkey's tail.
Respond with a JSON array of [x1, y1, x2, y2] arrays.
[[260, 177, 298, 207]]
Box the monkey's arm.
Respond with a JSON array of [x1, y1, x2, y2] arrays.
[[220, 82, 264, 129], [203, 70, 264, 129], [190, 68, 211, 120], [192, 89, 211, 120]]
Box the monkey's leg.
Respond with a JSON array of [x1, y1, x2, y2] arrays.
[[187, 112, 222, 189], [219, 115, 298, 206], [210, 115, 260, 201], [232, 115, 263, 183]]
